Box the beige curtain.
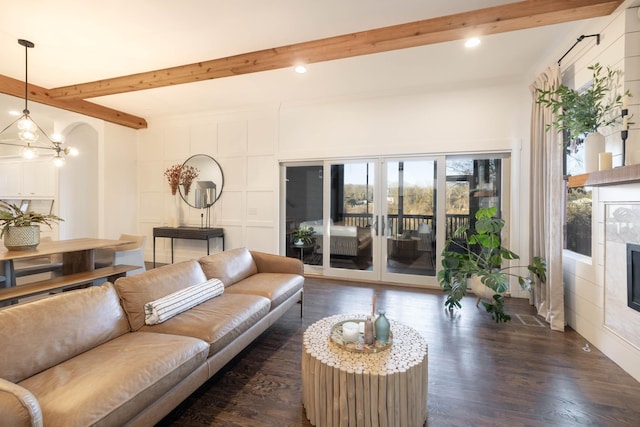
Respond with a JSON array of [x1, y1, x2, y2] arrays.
[[529, 66, 565, 331]]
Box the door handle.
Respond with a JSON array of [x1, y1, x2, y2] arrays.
[[381, 215, 386, 236]]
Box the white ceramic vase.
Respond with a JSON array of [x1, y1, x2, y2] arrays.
[[469, 275, 502, 307], [583, 131, 605, 173], [169, 193, 179, 227]]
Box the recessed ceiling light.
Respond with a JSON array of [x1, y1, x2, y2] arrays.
[[8, 110, 20, 116], [295, 65, 307, 74], [465, 37, 481, 48]]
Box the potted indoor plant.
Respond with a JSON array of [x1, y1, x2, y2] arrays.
[[0, 201, 63, 251], [437, 206, 546, 323], [293, 225, 315, 246], [535, 62, 631, 172]]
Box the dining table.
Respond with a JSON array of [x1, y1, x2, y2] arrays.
[[0, 237, 133, 288]]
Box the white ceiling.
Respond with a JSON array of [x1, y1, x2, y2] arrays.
[[0, 0, 630, 124]]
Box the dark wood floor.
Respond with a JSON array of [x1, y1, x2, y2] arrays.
[[157, 276, 640, 426]]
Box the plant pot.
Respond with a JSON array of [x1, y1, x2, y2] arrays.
[[583, 131, 605, 173], [294, 238, 304, 246], [469, 275, 502, 306], [3, 225, 40, 251]]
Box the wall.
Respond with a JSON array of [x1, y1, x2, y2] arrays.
[[553, 7, 640, 381], [58, 123, 99, 239], [55, 117, 138, 240], [137, 109, 280, 264], [102, 122, 138, 238], [138, 79, 533, 296]]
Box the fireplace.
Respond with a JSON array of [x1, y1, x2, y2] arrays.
[[628, 243, 640, 313], [604, 203, 640, 350]]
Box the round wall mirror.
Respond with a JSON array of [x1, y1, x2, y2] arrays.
[[179, 154, 224, 208]]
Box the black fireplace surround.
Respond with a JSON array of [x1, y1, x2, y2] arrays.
[[627, 243, 640, 312]]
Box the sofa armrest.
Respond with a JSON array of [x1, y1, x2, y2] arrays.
[[250, 251, 304, 276], [0, 378, 42, 427]]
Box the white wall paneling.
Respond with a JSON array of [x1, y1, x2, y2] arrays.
[[246, 191, 276, 226], [218, 120, 247, 156], [248, 116, 278, 155], [218, 156, 246, 189], [246, 226, 277, 254], [218, 190, 244, 225], [247, 155, 277, 190], [190, 122, 218, 154]]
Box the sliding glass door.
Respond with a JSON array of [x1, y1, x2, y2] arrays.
[[282, 154, 507, 287], [380, 158, 437, 283], [326, 161, 376, 278]]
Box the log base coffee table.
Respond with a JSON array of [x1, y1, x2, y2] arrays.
[[302, 314, 428, 427]]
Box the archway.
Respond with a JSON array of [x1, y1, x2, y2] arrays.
[[58, 123, 99, 239]]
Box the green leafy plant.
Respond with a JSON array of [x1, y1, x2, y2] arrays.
[[437, 206, 546, 323], [536, 63, 630, 145], [0, 201, 63, 238], [293, 225, 315, 245]]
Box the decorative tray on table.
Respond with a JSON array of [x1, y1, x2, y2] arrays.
[[329, 319, 393, 353]]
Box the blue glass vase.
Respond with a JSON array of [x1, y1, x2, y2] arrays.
[[375, 310, 390, 343]]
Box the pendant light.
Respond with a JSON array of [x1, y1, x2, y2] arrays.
[[0, 39, 78, 166]]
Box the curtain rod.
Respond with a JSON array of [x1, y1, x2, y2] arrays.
[[557, 34, 600, 66]]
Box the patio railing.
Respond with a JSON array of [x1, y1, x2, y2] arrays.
[[340, 213, 469, 238]]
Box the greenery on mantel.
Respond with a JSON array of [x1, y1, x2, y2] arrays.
[[0, 201, 63, 238], [536, 63, 631, 147], [437, 207, 547, 323]]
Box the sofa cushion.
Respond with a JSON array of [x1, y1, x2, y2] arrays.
[[224, 272, 303, 309], [145, 278, 225, 325], [19, 332, 208, 427], [140, 293, 271, 357], [0, 282, 130, 384], [115, 259, 208, 331], [198, 247, 258, 287]]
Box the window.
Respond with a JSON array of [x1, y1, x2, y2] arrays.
[[564, 135, 592, 257]]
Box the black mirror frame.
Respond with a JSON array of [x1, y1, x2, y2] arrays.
[[179, 154, 225, 209]]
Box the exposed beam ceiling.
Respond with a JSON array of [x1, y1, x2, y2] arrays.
[[47, 0, 624, 102], [0, 74, 147, 129], [0, 0, 625, 129]]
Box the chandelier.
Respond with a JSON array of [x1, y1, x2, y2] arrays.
[[0, 39, 78, 167]]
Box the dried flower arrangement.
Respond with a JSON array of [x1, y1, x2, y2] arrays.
[[164, 164, 183, 195], [180, 165, 199, 196], [164, 164, 201, 196]]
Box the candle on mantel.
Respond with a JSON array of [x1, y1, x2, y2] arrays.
[[623, 94, 629, 109], [623, 116, 629, 129], [599, 152, 613, 171]]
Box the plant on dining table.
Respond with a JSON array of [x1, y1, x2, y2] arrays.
[[0, 201, 63, 238]]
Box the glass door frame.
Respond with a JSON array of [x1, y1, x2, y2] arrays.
[[321, 158, 380, 282], [378, 155, 443, 287], [280, 153, 510, 289]]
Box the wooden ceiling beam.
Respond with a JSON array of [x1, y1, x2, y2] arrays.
[[0, 74, 147, 129], [48, 0, 623, 101]]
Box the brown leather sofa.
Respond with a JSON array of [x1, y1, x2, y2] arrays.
[[0, 247, 303, 427]]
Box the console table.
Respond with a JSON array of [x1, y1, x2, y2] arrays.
[[153, 227, 224, 267]]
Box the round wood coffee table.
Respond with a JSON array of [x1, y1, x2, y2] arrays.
[[302, 314, 428, 427]]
